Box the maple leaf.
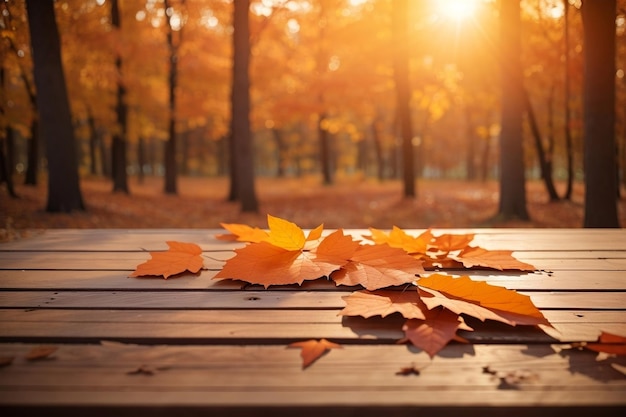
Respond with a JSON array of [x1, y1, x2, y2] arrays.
[[431, 232, 475, 253], [331, 244, 425, 290], [214, 241, 333, 287], [402, 308, 472, 358], [417, 274, 549, 326], [454, 246, 535, 271], [585, 331, 626, 356], [216, 223, 269, 243], [340, 289, 427, 319], [266, 214, 308, 250], [368, 226, 433, 255], [288, 339, 342, 369], [313, 229, 360, 269], [130, 241, 205, 279]]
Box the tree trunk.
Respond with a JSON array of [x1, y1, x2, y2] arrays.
[[272, 127, 287, 177], [137, 136, 146, 184], [230, 0, 258, 212], [0, 131, 18, 198], [563, 0, 574, 200], [371, 118, 385, 181], [392, 0, 415, 198], [497, 0, 529, 220], [26, 0, 84, 212], [581, 0, 619, 227], [87, 110, 99, 176], [318, 113, 333, 185], [464, 106, 477, 181], [24, 119, 39, 185], [110, 0, 129, 194], [163, 0, 179, 195], [524, 87, 560, 201]]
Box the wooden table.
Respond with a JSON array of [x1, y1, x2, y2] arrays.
[[0, 228, 625, 416]]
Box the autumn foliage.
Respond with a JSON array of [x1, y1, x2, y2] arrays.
[[129, 215, 626, 364]]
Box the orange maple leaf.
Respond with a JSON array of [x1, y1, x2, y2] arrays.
[[330, 243, 424, 290], [130, 241, 204, 279], [288, 338, 342, 369], [340, 289, 427, 319], [216, 223, 269, 243], [585, 331, 626, 356], [417, 274, 549, 326], [431, 233, 475, 253], [368, 226, 433, 255], [402, 308, 473, 358], [454, 246, 535, 271]]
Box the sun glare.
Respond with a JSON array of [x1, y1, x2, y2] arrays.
[[438, 0, 477, 22]]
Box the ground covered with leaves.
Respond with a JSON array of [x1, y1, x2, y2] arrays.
[[1, 175, 624, 241]]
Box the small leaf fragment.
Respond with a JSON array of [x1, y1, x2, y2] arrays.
[[216, 223, 269, 243], [585, 331, 626, 356], [25, 346, 57, 361], [288, 338, 342, 369]]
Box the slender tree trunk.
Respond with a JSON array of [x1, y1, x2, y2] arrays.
[[272, 127, 287, 177], [110, 0, 129, 194], [318, 112, 333, 185], [392, 0, 415, 198], [230, 0, 258, 212], [163, 0, 180, 194], [497, 0, 529, 220], [524, 87, 560, 201], [24, 119, 39, 185], [0, 131, 17, 198], [371, 118, 385, 181], [26, 0, 84, 212], [137, 136, 146, 184], [581, 0, 619, 227], [465, 106, 477, 181], [563, 0, 574, 200], [87, 110, 99, 176]]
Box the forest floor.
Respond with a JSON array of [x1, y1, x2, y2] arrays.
[[2, 175, 624, 242]]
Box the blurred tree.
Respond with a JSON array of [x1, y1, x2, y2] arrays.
[[110, 0, 130, 194], [498, 0, 529, 220], [163, 0, 185, 194], [229, 0, 258, 212], [392, 0, 415, 198], [581, 0, 619, 227], [25, 0, 84, 212]]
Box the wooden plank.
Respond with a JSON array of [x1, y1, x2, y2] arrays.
[[1, 308, 623, 326], [0, 290, 624, 310], [2, 269, 626, 291], [2, 249, 626, 271], [0, 310, 622, 342], [3, 228, 626, 251], [0, 344, 624, 412]]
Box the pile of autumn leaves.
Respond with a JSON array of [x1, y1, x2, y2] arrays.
[[132, 215, 550, 358]]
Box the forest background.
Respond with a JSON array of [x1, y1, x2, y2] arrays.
[[1, 0, 625, 238]]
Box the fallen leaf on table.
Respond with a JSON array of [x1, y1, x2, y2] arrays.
[[431, 232, 475, 253], [25, 345, 58, 361], [454, 246, 535, 271], [330, 243, 424, 290], [288, 339, 342, 369], [340, 289, 426, 319], [130, 241, 205, 279], [395, 364, 422, 376], [417, 274, 549, 326], [368, 226, 433, 255], [585, 331, 626, 356], [216, 223, 269, 243], [402, 308, 472, 358], [214, 241, 340, 287]]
